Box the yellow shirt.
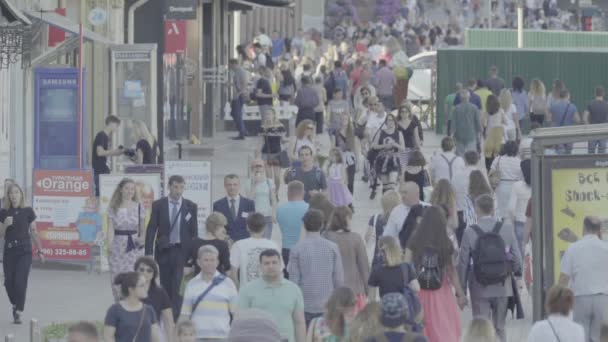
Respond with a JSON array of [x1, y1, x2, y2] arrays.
[[475, 87, 493, 113]]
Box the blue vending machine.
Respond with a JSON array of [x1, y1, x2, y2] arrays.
[[34, 68, 86, 169]]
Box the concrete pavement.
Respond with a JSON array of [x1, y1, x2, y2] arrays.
[[0, 129, 533, 340]]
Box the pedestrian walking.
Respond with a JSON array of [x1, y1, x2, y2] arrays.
[[145, 175, 198, 316], [288, 209, 344, 326], [212, 174, 256, 242], [0, 183, 44, 324], [403, 151, 429, 202], [406, 206, 466, 342], [106, 178, 146, 302], [368, 236, 420, 300], [284, 146, 328, 202], [289, 120, 317, 164], [373, 59, 396, 111], [348, 302, 383, 342], [323, 206, 370, 312], [228, 309, 283, 342], [499, 89, 520, 141], [238, 249, 307, 342], [489, 141, 523, 219], [483, 95, 506, 171], [230, 213, 282, 288], [369, 114, 405, 197], [452, 89, 481, 156], [511, 77, 530, 135], [306, 287, 357, 341], [257, 108, 287, 192], [462, 170, 494, 228], [175, 320, 196, 342], [528, 78, 548, 126], [181, 245, 238, 341], [458, 195, 522, 342], [326, 148, 353, 208], [366, 293, 429, 342], [276, 181, 309, 277], [429, 136, 465, 185], [508, 159, 531, 258], [365, 190, 401, 268], [558, 216, 608, 342], [335, 113, 357, 195], [312, 76, 327, 134], [103, 272, 162, 342], [397, 102, 423, 152], [184, 212, 231, 278], [295, 76, 320, 127], [134, 256, 174, 342], [527, 285, 585, 342], [582, 86, 608, 154], [228, 59, 249, 140], [549, 88, 580, 154], [453, 151, 481, 244], [245, 159, 277, 239], [92, 115, 123, 196]]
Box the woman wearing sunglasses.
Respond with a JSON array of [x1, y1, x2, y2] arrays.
[[134, 256, 175, 342]]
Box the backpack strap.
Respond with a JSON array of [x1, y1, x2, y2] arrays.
[[470, 224, 484, 238], [440, 154, 457, 179], [492, 219, 504, 234]]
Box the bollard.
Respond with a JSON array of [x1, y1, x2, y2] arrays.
[[30, 319, 38, 342], [5, 334, 14, 342], [177, 142, 183, 160]]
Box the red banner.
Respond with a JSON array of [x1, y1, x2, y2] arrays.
[[48, 8, 66, 47], [164, 20, 187, 54], [33, 170, 97, 262]]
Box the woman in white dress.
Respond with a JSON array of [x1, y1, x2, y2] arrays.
[[499, 89, 520, 141]]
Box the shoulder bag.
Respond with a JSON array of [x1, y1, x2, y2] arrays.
[[488, 157, 502, 189], [190, 275, 227, 319], [547, 318, 562, 342], [131, 305, 146, 342]]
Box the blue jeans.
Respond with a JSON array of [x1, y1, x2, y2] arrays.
[[230, 94, 247, 137], [588, 140, 607, 154], [263, 216, 273, 239]]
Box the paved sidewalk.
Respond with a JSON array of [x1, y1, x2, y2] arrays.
[[0, 129, 533, 341]]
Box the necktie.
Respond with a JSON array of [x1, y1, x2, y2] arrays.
[[230, 198, 236, 218], [170, 200, 180, 243], [171, 200, 179, 224]]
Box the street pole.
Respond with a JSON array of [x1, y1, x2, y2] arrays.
[[517, 2, 524, 48], [488, 0, 492, 28], [78, 22, 83, 169]]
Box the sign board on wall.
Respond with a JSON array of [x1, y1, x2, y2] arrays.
[[33, 170, 96, 261], [164, 20, 187, 54], [165, 0, 197, 20], [164, 160, 211, 236]]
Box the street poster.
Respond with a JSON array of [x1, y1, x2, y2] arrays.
[[32, 169, 96, 262], [164, 160, 211, 236], [545, 156, 608, 283], [98, 173, 162, 271]]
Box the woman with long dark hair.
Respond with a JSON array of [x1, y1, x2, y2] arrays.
[[104, 272, 162, 342], [405, 206, 466, 342], [134, 256, 174, 341], [306, 287, 357, 341], [0, 183, 44, 324], [107, 178, 146, 301]]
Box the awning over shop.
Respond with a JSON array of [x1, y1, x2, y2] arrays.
[[228, 0, 294, 12], [0, 0, 31, 25], [23, 10, 112, 45]]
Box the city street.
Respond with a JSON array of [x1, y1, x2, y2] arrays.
[[1, 130, 533, 341]]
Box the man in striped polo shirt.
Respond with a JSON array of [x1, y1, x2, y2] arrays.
[[180, 245, 238, 341]]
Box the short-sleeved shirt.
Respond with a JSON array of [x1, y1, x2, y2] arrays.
[[368, 263, 416, 298], [444, 93, 456, 121], [135, 139, 157, 164], [238, 278, 305, 342], [276, 200, 309, 249], [230, 238, 283, 286], [76, 211, 102, 243], [143, 286, 172, 319], [0, 207, 36, 242], [586, 99, 608, 124], [255, 78, 273, 106], [550, 100, 578, 127], [104, 303, 157, 342], [261, 125, 287, 154], [452, 103, 480, 144], [285, 167, 327, 202], [92, 131, 110, 173], [485, 77, 505, 96], [559, 234, 608, 296]]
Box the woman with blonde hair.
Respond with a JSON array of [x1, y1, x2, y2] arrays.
[[132, 120, 159, 164], [289, 119, 317, 162], [348, 302, 383, 342], [527, 285, 584, 342], [307, 287, 357, 342], [528, 78, 548, 126], [430, 179, 458, 230], [184, 212, 231, 276], [246, 158, 277, 239], [368, 236, 420, 300], [463, 317, 498, 342], [365, 190, 401, 267], [499, 89, 520, 141], [483, 94, 506, 171], [107, 178, 146, 301]]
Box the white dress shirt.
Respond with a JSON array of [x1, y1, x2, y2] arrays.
[[429, 151, 465, 183], [527, 315, 585, 342], [453, 165, 477, 211], [560, 234, 608, 296]]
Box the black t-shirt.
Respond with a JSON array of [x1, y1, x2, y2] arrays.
[[586, 99, 608, 124], [368, 263, 416, 297], [92, 131, 110, 172], [256, 78, 273, 106], [261, 126, 286, 154], [143, 286, 172, 319], [186, 238, 231, 274], [136, 139, 158, 164], [104, 303, 157, 342], [0, 207, 36, 242]]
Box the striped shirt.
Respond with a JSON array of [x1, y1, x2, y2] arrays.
[[181, 271, 238, 339]]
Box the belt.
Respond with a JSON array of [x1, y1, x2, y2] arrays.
[[169, 243, 182, 248], [115, 230, 138, 253], [5, 239, 30, 249]]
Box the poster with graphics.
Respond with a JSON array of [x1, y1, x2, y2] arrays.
[[32, 170, 95, 262], [99, 174, 162, 271], [546, 156, 608, 283], [164, 160, 211, 237]]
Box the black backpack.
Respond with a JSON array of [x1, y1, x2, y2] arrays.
[[265, 53, 274, 69], [417, 246, 443, 290], [471, 220, 509, 286]]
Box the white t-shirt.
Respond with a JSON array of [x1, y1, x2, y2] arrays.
[[430, 151, 465, 183], [365, 112, 387, 137], [527, 315, 585, 342], [230, 237, 282, 286], [504, 104, 517, 130]]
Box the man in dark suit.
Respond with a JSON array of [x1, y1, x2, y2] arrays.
[[145, 175, 198, 316], [212, 174, 255, 242]]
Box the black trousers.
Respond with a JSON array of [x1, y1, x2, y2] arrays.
[[3, 247, 32, 311], [456, 211, 467, 247], [93, 167, 109, 197], [282, 248, 291, 279], [156, 245, 185, 319]]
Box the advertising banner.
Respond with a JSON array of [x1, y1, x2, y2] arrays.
[[32, 170, 95, 262], [164, 160, 211, 236], [545, 156, 608, 283], [165, 0, 196, 20]]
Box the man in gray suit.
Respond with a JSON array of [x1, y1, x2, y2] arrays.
[[457, 194, 522, 342]]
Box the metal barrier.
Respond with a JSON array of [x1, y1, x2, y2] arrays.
[[4, 319, 41, 342], [223, 103, 297, 121]]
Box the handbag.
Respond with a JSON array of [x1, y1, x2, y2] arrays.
[[354, 122, 366, 139], [488, 157, 502, 189], [548, 318, 562, 342]]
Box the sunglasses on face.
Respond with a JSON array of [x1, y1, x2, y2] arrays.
[[138, 267, 154, 274]]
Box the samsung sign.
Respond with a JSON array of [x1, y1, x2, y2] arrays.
[[165, 0, 197, 20]]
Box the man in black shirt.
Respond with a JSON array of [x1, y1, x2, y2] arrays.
[[255, 66, 275, 126], [583, 86, 608, 154], [92, 115, 123, 196]]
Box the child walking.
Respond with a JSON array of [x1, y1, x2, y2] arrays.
[[327, 148, 353, 208]]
